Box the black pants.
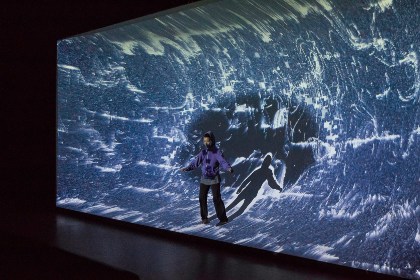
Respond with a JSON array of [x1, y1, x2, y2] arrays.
[[199, 183, 228, 222]]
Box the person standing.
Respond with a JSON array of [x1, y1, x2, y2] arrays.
[[181, 131, 233, 226]]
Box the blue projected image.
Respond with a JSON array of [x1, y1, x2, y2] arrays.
[[56, 0, 419, 278]]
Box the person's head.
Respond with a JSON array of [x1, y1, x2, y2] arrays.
[[203, 136, 212, 148], [203, 131, 215, 149]]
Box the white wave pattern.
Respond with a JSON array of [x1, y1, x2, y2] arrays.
[[138, 160, 179, 170], [366, 200, 417, 239], [305, 244, 339, 262], [83, 108, 154, 123], [57, 197, 86, 206], [58, 64, 80, 71], [101, 206, 125, 215], [320, 190, 388, 220], [231, 157, 247, 166], [107, 0, 336, 59], [124, 185, 158, 193], [59, 59, 147, 94], [94, 164, 122, 173], [352, 261, 402, 277], [415, 230, 420, 244]]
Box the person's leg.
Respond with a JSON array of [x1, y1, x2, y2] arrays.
[[199, 184, 210, 220], [211, 183, 228, 222]]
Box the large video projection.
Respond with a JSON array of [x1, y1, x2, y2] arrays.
[[57, 0, 419, 278]]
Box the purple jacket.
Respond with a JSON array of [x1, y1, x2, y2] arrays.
[[185, 131, 232, 178], [186, 148, 232, 178]]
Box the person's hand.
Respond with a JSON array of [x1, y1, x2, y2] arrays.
[[227, 167, 234, 173], [180, 167, 187, 172]]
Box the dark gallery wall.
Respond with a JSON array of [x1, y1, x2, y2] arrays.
[[2, 0, 201, 214]]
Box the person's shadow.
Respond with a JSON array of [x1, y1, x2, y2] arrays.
[[225, 154, 283, 221]]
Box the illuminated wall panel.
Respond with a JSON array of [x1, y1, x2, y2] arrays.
[[57, 0, 419, 278]]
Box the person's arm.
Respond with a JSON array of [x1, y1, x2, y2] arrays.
[[180, 151, 203, 171], [215, 150, 233, 173]]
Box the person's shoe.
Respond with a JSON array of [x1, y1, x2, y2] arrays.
[[216, 219, 228, 226], [202, 218, 209, 224]]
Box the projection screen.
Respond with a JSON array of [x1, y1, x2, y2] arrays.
[[56, 0, 419, 278]]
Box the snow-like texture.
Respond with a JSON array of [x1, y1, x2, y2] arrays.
[[56, 0, 419, 278]]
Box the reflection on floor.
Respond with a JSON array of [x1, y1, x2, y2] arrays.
[[0, 209, 402, 280], [0, 232, 139, 280]]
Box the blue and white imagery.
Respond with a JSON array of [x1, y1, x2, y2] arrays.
[[56, 0, 420, 278]]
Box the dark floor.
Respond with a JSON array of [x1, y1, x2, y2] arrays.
[[0, 208, 404, 280]]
